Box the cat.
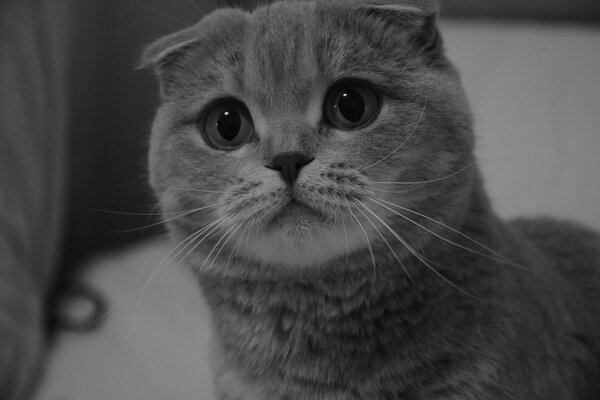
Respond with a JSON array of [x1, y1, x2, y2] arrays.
[[140, 0, 600, 399]]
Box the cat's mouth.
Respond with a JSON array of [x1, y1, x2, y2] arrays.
[[268, 199, 328, 226]]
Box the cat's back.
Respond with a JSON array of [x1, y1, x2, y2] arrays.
[[510, 217, 600, 307], [511, 217, 600, 376]]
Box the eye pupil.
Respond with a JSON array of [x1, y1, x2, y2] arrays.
[[324, 81, 380, 130], [337, 89, 365, 123], [217, 109, 241, 141]]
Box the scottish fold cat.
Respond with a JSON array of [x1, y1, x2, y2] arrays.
[[141, 0, 600, 399]]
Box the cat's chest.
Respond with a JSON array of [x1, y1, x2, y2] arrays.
[[213, 359, 495, 400], [206, 287, 486, 400]]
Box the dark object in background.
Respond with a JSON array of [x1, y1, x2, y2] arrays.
[[443, 0, 600, 23]]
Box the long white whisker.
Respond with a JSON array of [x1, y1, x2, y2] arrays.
[[225, 218, 253, 272], [198, 220, 243, 272], [207, 222, 244, 271], [357, 201, 476, 299], [355, 201, 412, 280], [345, 199, 377, 279], [160, 200, 233, 223], [136, 218, 225, 302], [340, 206, 350, 266], [244, 216, 256, 249], [372, 197, 528, 272], [189, 0, 208, 18], [125, 215, 230, 337], [398, 228, 477, 299], [168, 186, 228, 194], [156, 217, 232, 280], [80, 221, 216, 330], [117, 200, 234, 233], [370, 162, 474, 185], [370, 186, 422, 195], [361, 98, 428, 171], [369, 198, 516, 267], [168, 212, 242, 276], [141, 6, 188, 27]]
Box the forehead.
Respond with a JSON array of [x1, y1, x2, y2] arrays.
[[241, 2, 403, 110], [176, 2, 411, 112], [243, 1, 322, 111]]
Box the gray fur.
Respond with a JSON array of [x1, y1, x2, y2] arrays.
[[143, 1, 600, 399]]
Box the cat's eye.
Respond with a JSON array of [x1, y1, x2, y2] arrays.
[[201, 100, 254, 150], [324, 80, 381, 130]]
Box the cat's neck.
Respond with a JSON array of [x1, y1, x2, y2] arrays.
[[197, 183, 506, 398]]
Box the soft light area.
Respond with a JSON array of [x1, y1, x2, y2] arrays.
[[443, 21, 600, 230]]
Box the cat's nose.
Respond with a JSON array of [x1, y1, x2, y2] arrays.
[[266, 152, 314, 186]]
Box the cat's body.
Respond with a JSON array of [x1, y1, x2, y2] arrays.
[[141, 0, 600, 399], [198, 189, 600, 400]]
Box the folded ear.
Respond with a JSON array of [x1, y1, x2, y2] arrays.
[[348, 0, 442, 55], [138, 9, 248, 98], [138, 26, 201, 72]]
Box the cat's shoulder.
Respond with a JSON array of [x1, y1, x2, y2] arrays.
[[508, 216, 600, 261], [508, 216, 600, 349], [508, 216, 600, 298]]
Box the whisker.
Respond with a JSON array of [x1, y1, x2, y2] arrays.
[[167, 211, 242, 276], [79, 215, 231, 331], [125, 216, 229, 337], [141, 6, 188, 27], [225, 217, 253, 272], [146, 212, 245, 303], [111, 199, 233, 233], [88, 200, 229, 217], [356, 201, 476, 299], [340, 206, 350, 266], [400, 229, 478, 299], [167, 186, 228, 194], [138, 203, 162, 237], [355, 201, 412, 280], [140, 214, 234, 290], [207, 222, 244, 271], [150, 217, 229, 282], [370, 162, 474, 185], [87, 208, 167, 217], [199, 220, 243, 272], [345, 199, 377, 279], [243, 216, 258, 255], [368, 197, 530, 272], [361, 97, 428, 171], [370, 186, 422, 195], [189, 0, 208, 18], [371, 197, 529, 272]]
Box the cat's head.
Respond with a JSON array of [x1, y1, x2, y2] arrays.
[[142, 0, 475, 272]]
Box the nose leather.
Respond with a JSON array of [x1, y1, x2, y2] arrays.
[[267, 152, 314, 186]]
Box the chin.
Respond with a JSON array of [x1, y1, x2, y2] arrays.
[[238, 210, 367, 268]]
